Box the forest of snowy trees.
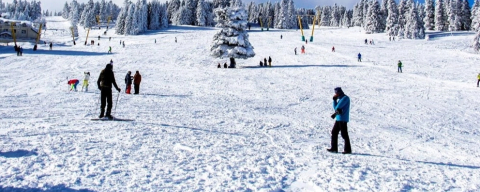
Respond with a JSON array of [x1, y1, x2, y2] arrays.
[[0, 0, 42, 21]]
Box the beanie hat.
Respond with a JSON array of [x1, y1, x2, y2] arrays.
[[334, 87, 344, 95]]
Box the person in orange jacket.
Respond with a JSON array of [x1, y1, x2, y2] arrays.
[[133, 71, 142, 94]]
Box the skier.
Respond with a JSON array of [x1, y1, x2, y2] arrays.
[[260, 61, 263, 67], [110, 59, 113, 65], [301, 45, 305, 54], [82, 72, 90, 92], [281, 35, 283, 39], [264, 58, 267, 67], [97, 64, 121, 119], [155, 39, 156, 43], [332, 46, 335, 52], [109, 37, 111, 41], [294, 47, 297, 55], [133, 71, 142, 94], [305, 39, 308, 44], [327, 87, 352, 154], [268, 56, 272, 67], [108, 46, 112, 54], [175, 37, 177, 43], [229, 57, 236, 68], [19, 47, 23, 56], [477, 73, 480, 87], [49, 42, 52, 50], [397, 60, 403, 73], [364, 39, 367, 44], [68, 79, 80, 91], [224, 63, 227, 68], [217, 63, 221, 68], [125, 71, 133, 94], [122, 41, 125, 48], [357, 53, 362, 62]]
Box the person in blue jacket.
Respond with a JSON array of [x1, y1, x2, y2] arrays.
[[358, 53, 362, 62], [327, 87, 352, 154]]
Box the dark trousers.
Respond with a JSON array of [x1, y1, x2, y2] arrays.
[[100, 88, 113, 116], [398, 67, 402, 73], [134, 83, 140, 94], [330, 121, 352, 152], [477, 79, 480, 87]]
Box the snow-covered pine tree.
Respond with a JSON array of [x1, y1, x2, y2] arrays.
[[62, 2, 70, 19], [69, 0, 80, 25], [397, 0, 409, 37], [385, 0, 399, 36], [211, 5, 255, 59], [365, 0, 382, 33], [435, 0, 447, 31], [461, 0, 472, 30], [287, 0, 297, 29], [275, 0, 288, 29], [124, 3, 135, 35], [405, 1, 425, 39], [160, 2, 169, 28], [115, 0, 129, 35], [196, 0, 207, 26], [423, 0, 435, 30], [472, 0, 480, 31], [473, 28, 480, 51]]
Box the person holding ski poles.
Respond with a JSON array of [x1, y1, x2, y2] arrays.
[[97, 64, 121, 119], [327, 87, 352, 154]]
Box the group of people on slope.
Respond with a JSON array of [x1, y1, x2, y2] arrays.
[[259, 56, 272, 67], [217, 57, 237, 68], [124, 70, 142, 94]]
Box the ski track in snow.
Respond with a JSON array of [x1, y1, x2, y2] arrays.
[[0, 17, 480, 191]]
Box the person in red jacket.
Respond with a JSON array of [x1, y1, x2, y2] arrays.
[[68, 79, 79, 91], [133, 71, 142, 94]]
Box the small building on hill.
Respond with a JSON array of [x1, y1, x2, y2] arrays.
[[0, 18, 41, 44]]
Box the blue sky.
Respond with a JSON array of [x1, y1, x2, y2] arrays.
[[3, 0, 439, 13]]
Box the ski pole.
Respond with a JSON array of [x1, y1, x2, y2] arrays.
[[113, 90, 120, 115]]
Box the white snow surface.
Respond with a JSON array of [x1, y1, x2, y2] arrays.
[[1, 17, 480, 191]]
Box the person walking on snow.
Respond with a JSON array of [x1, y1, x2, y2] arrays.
[[332, 46, 335, 52], [133, 71, 142, 94], [108, 46, 112, 54], [68, 79, 80, 91], [264, 58, 267, 67], [268, 56, 272, 67], [49, 42, 53, 50], [301, 45, 305, 54], [82, 72, 90, 92], [110, 59, 113, 65], [281, 35, 283, 39], [97, 64, 121, 119], [477, 73, 480, 87], [397, 60, 403, 73], [125, 71, 133, 94], [357, 53, 362, 62], [294, 47, 297, 55], [327, 87, 352, 154]]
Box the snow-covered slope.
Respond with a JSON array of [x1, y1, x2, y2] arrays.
[[1, 17, 479, 191]]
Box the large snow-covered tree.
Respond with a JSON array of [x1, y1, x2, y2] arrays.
[[424, 0, 435, 30], [472, 0, 480, 31], [115, 0, 129, 35], [365, 0, 382, 33], [436, 0, 448, 31], [385, 0, 399, 36], [405, 2, 425, 39], [211, 5, 255, 59]]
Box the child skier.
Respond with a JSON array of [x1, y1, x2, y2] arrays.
[[68, 79, 80, 92], [82, 72, 90, 92], [125, 71, 133, 94]]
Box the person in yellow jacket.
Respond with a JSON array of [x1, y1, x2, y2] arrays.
[[477, 73, 480, 87]]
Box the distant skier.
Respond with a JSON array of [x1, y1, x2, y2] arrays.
[[397, 60, 403, 73], [68, 79, 80, 92], [125, 71, 133, 94], [305, 39, 308, 44], [477, 73, 480, 87], [110, 59, 113, 65], [260, 61, 263, 67], [229, 57, 236, 68], [108, 46, 112, 54], [364, 39, 367, 44], [133, 71, 142, 94], [175, 37, 177, 43], [294, 47, 297, 55], [122, 41, 125, 48], [281, 35, 283, 39], [332, 46, 335, 52], [357, 53, 362, 62], [49, 42, 52, 50], [224, 63, 227, 68], [217, 63, 221, 68], [268, 56, 272, 67], [327, 87, 352, 154], [97, 64, 121, 119], [109, 37, 111, 41], [264, 58, 267, 67], [301, 45, 305, 54], [155, 39, 156, 43], [82, 72, 90, 92]]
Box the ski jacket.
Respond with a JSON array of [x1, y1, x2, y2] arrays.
[[125, 73, 133, 85], [84, 73, 90, 81], [358, 53, 361, 58], [133, 72, 142, 84], [398, 61, 402, 67], [68, 79, 79, 85], [333, 95, 350, 122], [97, 65, 119, 90], [478, 74, 480, 80], [268, 57, 272, 62]]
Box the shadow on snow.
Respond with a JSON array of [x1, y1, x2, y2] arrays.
[[242, 64, 363, 68], [0, 149, 38, 158], [354, 153, 480, 169], [0, 184, 96, 192], [23, 49, 110, 56]]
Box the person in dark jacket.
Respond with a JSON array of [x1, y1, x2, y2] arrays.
[[397, 60, 403, 73], [224, 63, 227, 68], [268, 56, 272, 67], [97, 64, 121, 119], [264, 58, 267, 67], [327, 87, 352, 154], [133, 71, 142, 94], [125, 71, 133, 94], [228, 57, 236, 68], [358, 53, 362, 62]]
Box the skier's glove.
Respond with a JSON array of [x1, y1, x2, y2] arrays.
[[330, 113, 336, 119]]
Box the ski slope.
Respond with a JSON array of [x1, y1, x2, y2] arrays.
[[1, 16, 480, 191]]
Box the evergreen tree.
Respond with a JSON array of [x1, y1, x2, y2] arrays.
[[115, 0, 130, 35], [461, 0, 472, 30], [424, 0, 435, 30], [472, 0, 480, 31], [385, 0, 399, 36], [196, 0, 207, 26], [365, 0, 382, 33], [473, 28, 480, 51], [405, 1, 425, 39], [211, 5, 254, 59], [436, 0, 447, 31]]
